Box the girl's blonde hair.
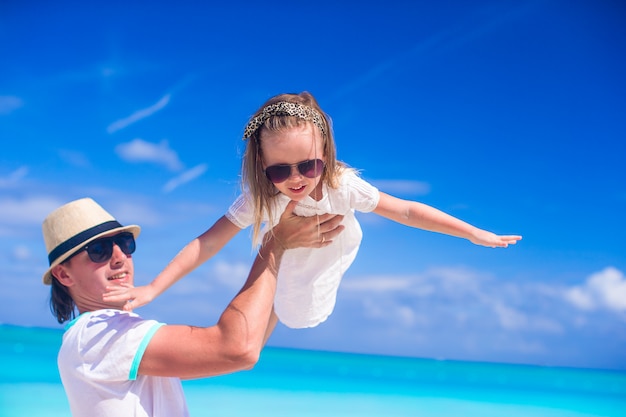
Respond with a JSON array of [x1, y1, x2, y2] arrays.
[[241, 91, 346, 245]]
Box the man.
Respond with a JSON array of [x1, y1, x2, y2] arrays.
[[42, 197, 343, 416]]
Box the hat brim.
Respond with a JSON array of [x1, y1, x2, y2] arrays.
[[42, 225, 140, 285]]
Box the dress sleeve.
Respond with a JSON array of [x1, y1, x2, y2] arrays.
[[343, 170, 380, 213], [225, 193, 254, 229]]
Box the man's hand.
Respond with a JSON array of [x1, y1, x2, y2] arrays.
[[271, 200, 345, 249]]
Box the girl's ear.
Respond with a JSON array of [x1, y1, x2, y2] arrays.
[[51, 264, 75, 287]]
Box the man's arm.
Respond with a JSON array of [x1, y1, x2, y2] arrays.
[[138, 201, 344, 379]]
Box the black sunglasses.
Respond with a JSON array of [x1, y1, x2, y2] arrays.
[[71, 232, 136, 263], [264, 159, 325, 184]]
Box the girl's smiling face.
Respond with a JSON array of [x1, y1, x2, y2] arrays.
[[260, 123, 325, 201]]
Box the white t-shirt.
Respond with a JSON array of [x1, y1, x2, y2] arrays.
[[58, 309, 188, 417], [226, 169, 380, 328]]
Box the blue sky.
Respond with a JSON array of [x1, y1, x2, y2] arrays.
[[1, 0, 625, 370]]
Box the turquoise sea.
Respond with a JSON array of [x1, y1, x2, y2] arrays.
[[1, 325, 625, 417]]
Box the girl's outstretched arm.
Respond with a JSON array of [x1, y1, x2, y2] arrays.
[[373, 192, 521, 248], [104, 215, 242, 310]]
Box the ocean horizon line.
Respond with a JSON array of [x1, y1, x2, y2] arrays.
[[2, 322, 625, 374]]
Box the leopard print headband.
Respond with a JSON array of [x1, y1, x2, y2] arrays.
[[242, 101, 326, 140]]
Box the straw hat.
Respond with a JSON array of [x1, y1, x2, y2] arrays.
[[42, 198, 141, 285]]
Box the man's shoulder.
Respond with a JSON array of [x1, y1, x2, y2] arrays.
[[66, 309, 157, 335], [61, 309, 163, 356]]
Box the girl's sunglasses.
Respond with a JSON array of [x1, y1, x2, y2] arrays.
[[72, 232, 136, 263], [264, 159, 325, 184]]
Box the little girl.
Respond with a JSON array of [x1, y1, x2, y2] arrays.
[[105, 92, 521, 329]]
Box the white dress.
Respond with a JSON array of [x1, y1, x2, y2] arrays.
[[226, 169, 380, 328]]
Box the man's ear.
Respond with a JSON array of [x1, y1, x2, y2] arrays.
[[51, 264, 74, 287]]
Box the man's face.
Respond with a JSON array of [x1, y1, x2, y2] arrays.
[[53, 232, 135, 312]]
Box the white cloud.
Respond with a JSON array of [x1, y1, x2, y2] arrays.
[[359, 297, 422, 327], [565, 287, 594, 311], [370, 180, 431, 196], [12, 245, 31, 261], [162, 164, 208, 193], [108, 199, 163, 227], [0, 96, 24, 115], [491, 301, 527, 330], [342, 275, 413, 292], [116, 138, 183, 171], [0, 196, 62, 225], [341, 266, 566, 333], [343, 267, 481, 299], [107, 94, 170, 133], [565, 267, 626, 313], [426, 266, 483, 294], [212, 260, 250, 289], [0, 167, 28, 188]]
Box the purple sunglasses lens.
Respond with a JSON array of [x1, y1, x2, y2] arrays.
[[265, 165, 291, 183], [301, 159, 325, 178], [265, 159, 325, 183]]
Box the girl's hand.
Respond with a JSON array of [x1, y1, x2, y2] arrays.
[[103, 284, 156, 311], [470, 229, 522, 248]]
